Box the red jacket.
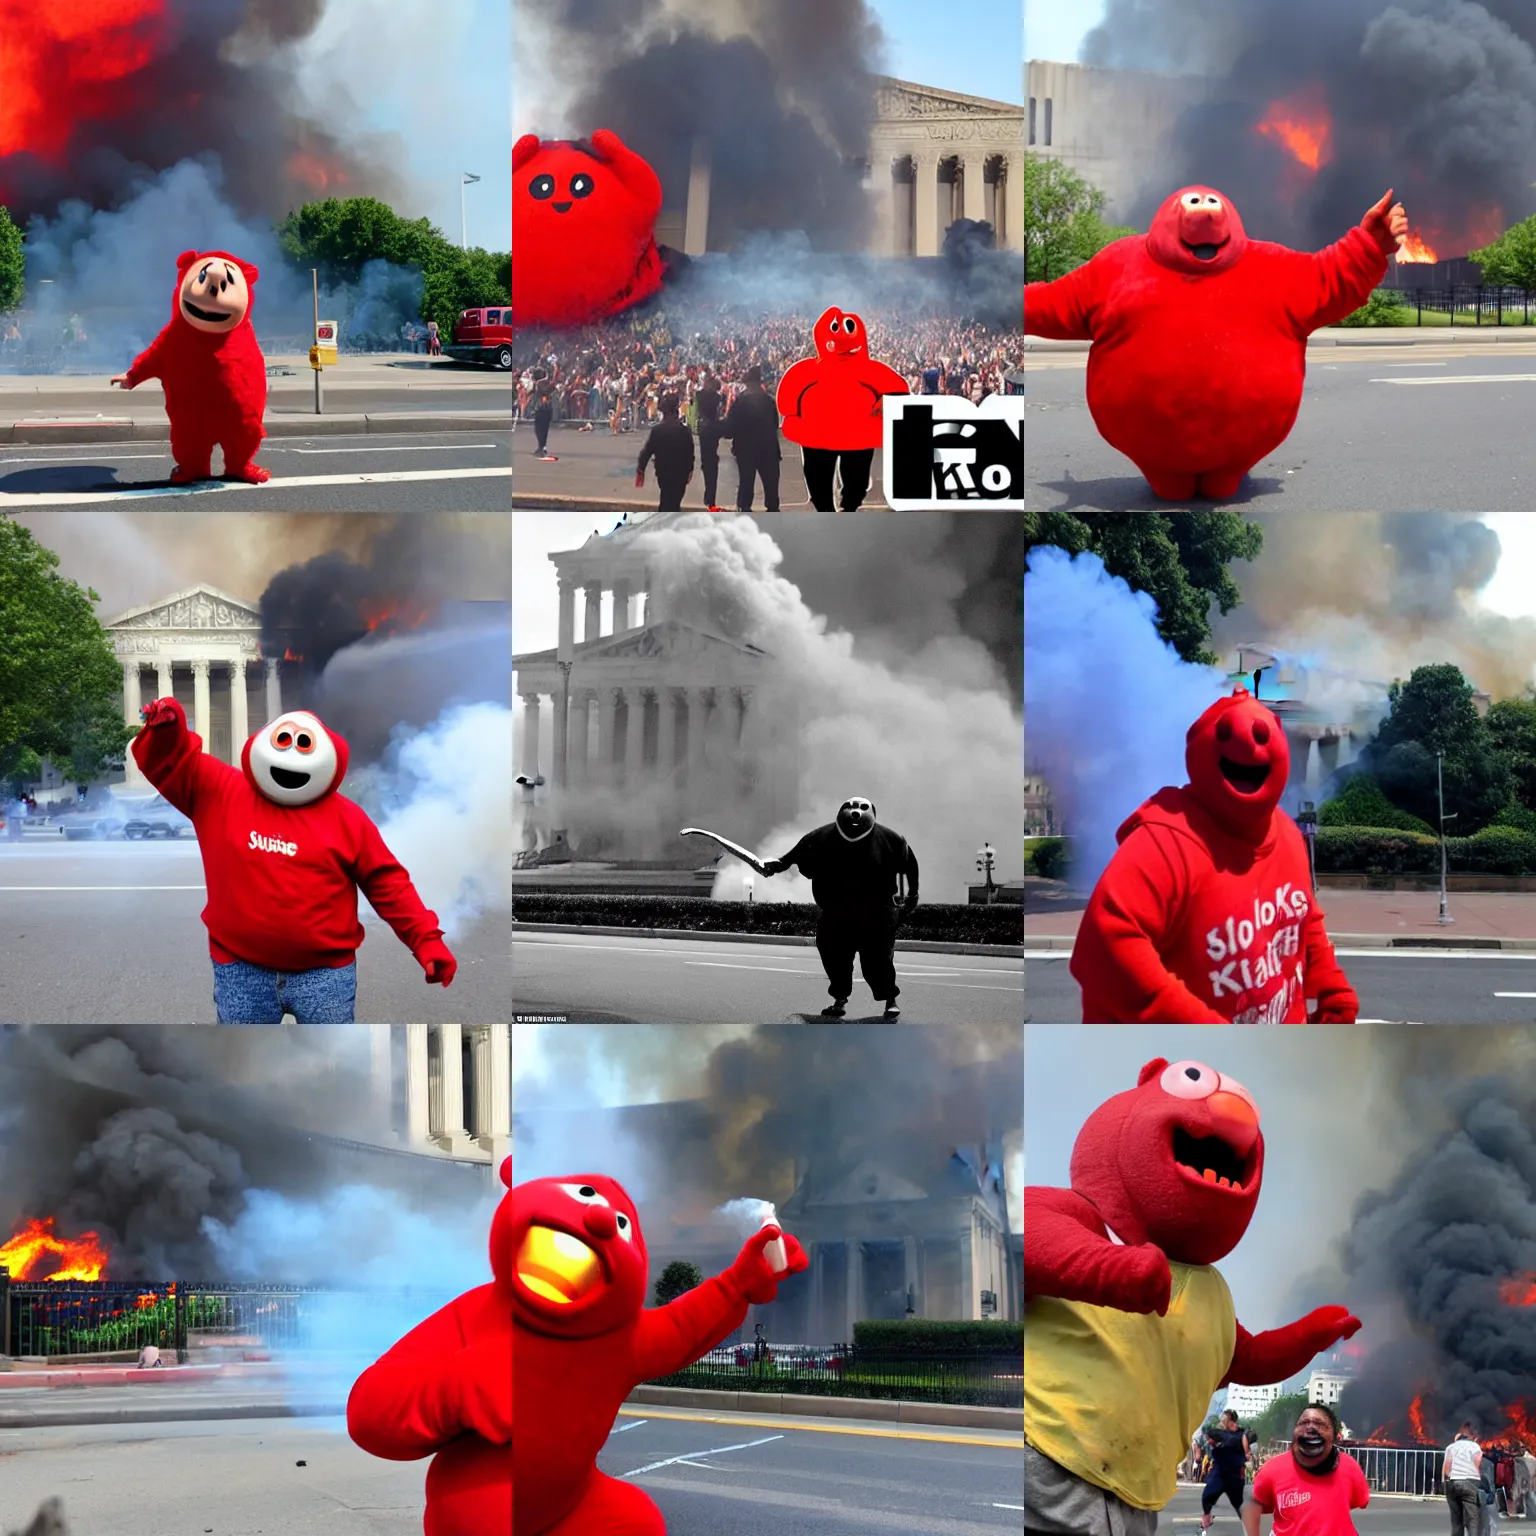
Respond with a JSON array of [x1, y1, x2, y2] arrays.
[[1070, 787, 1358, 1024], [131, 698, 442, 971]]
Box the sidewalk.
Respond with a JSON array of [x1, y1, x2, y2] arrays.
[[1, 410, 511, 444], [1024, 326, 1536, 353], [513, 920, 1024, 959], [0, 353, 505, 391]]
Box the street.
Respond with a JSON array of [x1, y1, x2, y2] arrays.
[[1024, 334, 1536, 511], [598, 1407, 1023, 1536], [0, 844, 507, 1023], [1025, 948, 1536, 1024], [1161, 1481, 1505, 1532], [513, 930, 1024, 1024]]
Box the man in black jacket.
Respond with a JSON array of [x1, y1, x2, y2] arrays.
[[635, 394, 696, 510], [760, 796, 918, 1019], [721, 364, 781, 511], [696, 372, 724, 509]]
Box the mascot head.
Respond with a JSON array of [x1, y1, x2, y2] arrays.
[[242, 711, 348, 808], [1147, 187, 1249, 276], [173, 250, 259, 334], [835, 796, 876, 842], [1070, 1058, 1264, 1266], [512, 128, 663, 328], [1186, 689, 1290, 842], [509, 1173, 649, 1339], [814, 306, 868, 359], [490, 1156, 513, 1300]]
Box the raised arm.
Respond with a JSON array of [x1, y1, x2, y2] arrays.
[[1282, 190, 1402, 334], [129, 696, 239, 816], [1024, 1185, 1172, 1315], [1024, 243, 1124, 340], [1223, 1306, 1360, 1386]]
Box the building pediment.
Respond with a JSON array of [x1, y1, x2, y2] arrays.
[[876, 77, 1023, 121], [513, 620, 770, 669], [797, 1160, 931, 1209], [104, 583, 260, 633]]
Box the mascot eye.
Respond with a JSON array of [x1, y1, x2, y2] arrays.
[[1204, 195, 1223, 208], [843, 318, 858, 333], [1215, 718, 1233, 742], [273, 728, 294, 749], [1160, 1060, 1220, 1100], [570, 174, 594, 198], [530, 174, 556, 200], [294, 732, 316, 754], [558, 1182, 611, 1208], [1252, 721, 1270, 745], [1183, 193, 1204, 208], [615, 1213, 633, 1242]]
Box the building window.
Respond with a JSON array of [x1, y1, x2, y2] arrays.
[[1044, 98, 1053, 147], [1028, 97, 1036, 146]]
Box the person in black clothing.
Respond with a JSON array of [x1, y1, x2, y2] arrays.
[[720, 364, 781, 511], [532, 376, 555, 456], [635, 394, 695, 511], [760, 796, 917, 1019], [1201, 1410, 1250, 1529], [696, 372, 724, 508]]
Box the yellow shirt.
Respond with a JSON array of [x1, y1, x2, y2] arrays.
[[1025, 1261, 1237, 1511]]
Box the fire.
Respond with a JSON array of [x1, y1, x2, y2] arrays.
[[282, 648, 303, 663], [1500, 1273, 1536, 1306], [0, 0, 171, 163], [286, 147, 351, 196], [1409, 1394, 1430, 1441], [0, 1216, 108, 1282], [1255, 89, 1333, 173], [1397, 231, 1438, 264], [361, 599, 433, 634], [135, 1292, 160, 1309]]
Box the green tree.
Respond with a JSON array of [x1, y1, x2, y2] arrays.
[[1249, 1392, 1311, 1448], [1471, 215, 1536, 289], [1319, 771, 1434, 834], [0, 518, 133, 788], [1487, 695, 1536, 809], [1024, 510, 1264, 665], [419, 243, 511, 334], [653, 1261, 703, 1307], [1023, 154, 1136, 283], [0, 206, 21, 313]]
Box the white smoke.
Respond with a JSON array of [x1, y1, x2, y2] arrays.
[[715, 1196, 777, 1234]]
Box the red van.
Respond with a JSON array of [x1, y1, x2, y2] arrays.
[[446, 307, 514, 370]]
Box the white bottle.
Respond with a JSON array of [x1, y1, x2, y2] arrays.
[[761, 1217, 787, 1274]]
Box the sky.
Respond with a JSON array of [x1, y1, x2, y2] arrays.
[[1024, 0, 1103, 62], [872, 0, 1023, 104]]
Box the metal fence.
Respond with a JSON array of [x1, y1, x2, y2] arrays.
[[1344, 1446, 1444, 1495], [1382, 286, 1536, 326], [648, 1343, 1022, 1409]]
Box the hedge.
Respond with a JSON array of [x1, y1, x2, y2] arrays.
[[510, 894, 1023, 945], [1314, 824, 1536, 877], [852, 1319, 1022, 1357], [1319, 772, 1433, 834], [1026, 837, 1068, 880]]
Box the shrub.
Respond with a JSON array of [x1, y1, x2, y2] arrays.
[[1338, 288, 1409, 327], [1027, 837, 1068, 880], [1313, 826, 1440, 879], [1453, 824, 1536, 876], [1493, 803, 1536, 837], [852, 1319, 1022, 1356], [1319, 772, 1433, 834]]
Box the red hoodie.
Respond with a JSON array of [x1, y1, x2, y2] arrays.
[[131, 698, 443, 971]]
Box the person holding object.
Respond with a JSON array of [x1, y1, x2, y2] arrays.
[[1242, 1404, 1368, 1535], [634, 392, 695, 510], [132, 696, 455, 1024]]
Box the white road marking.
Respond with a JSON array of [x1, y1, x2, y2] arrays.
[[287, 442, 499, 454], [0, 465, 510, 505], [1, 453, 169, 463], [514, 938, 1020, 974], [624, 1434, 783, 1478], [1371, 373, 1536, 384], [993, 1506, 1025, 1512], [1494, 992, 1536, 998], [609, 1419, 648, 1434]]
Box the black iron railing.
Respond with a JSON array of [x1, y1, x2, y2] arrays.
[[1377, 285, 1536, 326]]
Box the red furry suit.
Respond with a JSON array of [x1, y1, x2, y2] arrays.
[[776, 306, 911, 452], [348, 1156, 514, 1536], [513, 131, 666, 328], [1023, 1059, 1361, 1527], [1070, 689, 1359, 1024], [116, 249, 269, 483], [1024, 185, 1405, 499], [510, 1173, 808, 1535]]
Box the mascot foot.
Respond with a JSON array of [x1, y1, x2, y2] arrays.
[[227, 463, 271, 484], [882, 1001, 901, 1020], [169, 465, 212, 484], [821, 1000, 847, 1018], [1196, 469, 1245, 499], [1142, 469, 1198, 502]]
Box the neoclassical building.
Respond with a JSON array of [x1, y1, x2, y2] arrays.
[[105, 583, 298, 783], [386, 1024, 512, 1167]]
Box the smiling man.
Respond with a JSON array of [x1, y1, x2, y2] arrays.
[[1069, 690, 1358, 1024]]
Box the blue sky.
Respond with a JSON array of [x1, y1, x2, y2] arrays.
[[1025, 0, 1105, 62], [873, 0, 1022, 103]]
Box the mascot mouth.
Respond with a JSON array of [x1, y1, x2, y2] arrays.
[[183, 299, 236, 323], [1184, 240, 1227, 262], [1218, 756, 1270, 794], [516, 1224, 604, 1304], [552, 201, 573, 214], [269, 766, 312, 790], [1173, 1126, 1252, 1189]]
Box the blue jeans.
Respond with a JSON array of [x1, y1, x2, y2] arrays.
[[212, 959, 357, 1023]]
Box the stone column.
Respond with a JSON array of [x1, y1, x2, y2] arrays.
[[191, 659, 211, 752], [470, 1024, 512, 1155], [913, 152, 939, 258], [595, 687, 618, 787], [644, 576, 661, 625], [962, 154, 987, 223], [553, 675, 570, 795], [612, 578, 632, 634], [154, 660, 172, 701], [557, 579, 576, 662], [569, 690, 590, 786], [846, 1239, 864, 1341], [655, 688, 677, 784], [622, 687, 645, 790], [686, 689, 709, 785], [520, 693, 542, 778], [434, 1023, 472, 1153], [1003, 154, 1023, 253], [584, 584, 603, 644], [684, 135, 713, 255], [405, 1023, 430, 1147], [229, 658, 248, 762], [264, 658, 282, 722], [121, 660, 142, 729]]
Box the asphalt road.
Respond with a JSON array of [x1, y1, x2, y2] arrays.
[[1161, 1481, 1503, 1532], [598, 1408, 1023, 1536], [1025, 948, 1536, 1024], [0, 1415, 425, 1536], [1024, 338, 1536, 511], [0, 844, 508, 1023], [513, 930, 1024, 1024], [0, 433, 510, 511]]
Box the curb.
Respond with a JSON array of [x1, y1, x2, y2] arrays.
[[2, 412, 512, 445], [0, 1364, 282, 1388], [512, 921, 1024, 958], [0, 1400, 344, 1429], [1025, 932, 1536, 952], [1023, 329, 1536, 354], [623, 1384, 1020, 1433], [512, 493, 659, 511]]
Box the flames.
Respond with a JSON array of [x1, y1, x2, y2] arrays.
[[1256, 89, 1333, 173], [0, 1216, 108, 1282], [1397, 231, 1438, 264], [282, 648, 304, 663], [361, 598, 433, 634], [286, 145, 351, 196], [1501, 1273, 1536, 1307]]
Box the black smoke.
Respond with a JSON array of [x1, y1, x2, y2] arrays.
[[520, 0, 885, 249], [1081, 0, 1536, 251]]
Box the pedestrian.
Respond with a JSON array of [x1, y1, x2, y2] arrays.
[[426, 318, 441, 357], [533, 378, 555, 457], [720, 364, 781, 511], [634, 394, 695, 511], [1446, 1424, 1486, 1536], [1243, 1403, 1368, 1534], [1484, 1447, 1502, 1536], [1202, 1410, 1251, 1529], [696, 371, 724, 509]]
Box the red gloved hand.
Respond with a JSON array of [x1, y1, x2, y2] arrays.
[[1124, 1242, 1174, 1316], [1361, 188, 1408, 255], [453, 1336, 511, 1443], [416, 936, 458, 987], [1301, 1304, 1362, 1349], [139, 697, 184, 729], [726, 1225, 809, 1305]]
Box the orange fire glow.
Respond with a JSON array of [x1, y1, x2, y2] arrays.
[[1501, 1273, 1536, 1306], [282, 648, 304, 663], [135, 1292, 160, 1309], [1397, 231, 1439, 264], [0, 0, 171, 163], [361, 599, 433, 633], [286, 147, 351, 196], [1409, 1394, 1430, 1441], [1255, 89, 1333, 173], [0, 1216, 108, 1282]]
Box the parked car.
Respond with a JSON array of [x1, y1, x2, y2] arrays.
[[122, 797, 192, 840], [63, 815, 127, 841]]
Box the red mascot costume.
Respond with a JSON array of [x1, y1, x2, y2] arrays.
[[511, 1173, 807, 1535], [349, 1156, 513, 1536], [1024, 1058, 1362, 1533], [776, 305, 910, 512], [513, 130, 666, 329], [1070, 689, 1358, 1024], [112, 249, 269, 483], [1024, 185, 1408, 499]]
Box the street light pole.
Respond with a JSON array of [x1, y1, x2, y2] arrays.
[[1437, 751, 1455, 926], [461, 172, 482, 250]]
